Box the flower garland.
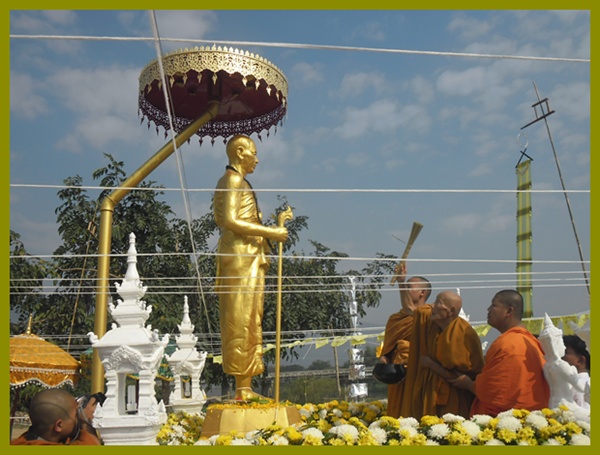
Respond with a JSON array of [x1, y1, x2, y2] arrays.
[[157, 400, 590, 446]]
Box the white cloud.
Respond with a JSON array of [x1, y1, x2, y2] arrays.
[[10, 71, 49, 119], [152, 10, 217, 52], [338, 72, 387, 99], [44, 66, 143, 152], [356, 21, 386, 42], [334, 100, 430, 140], [551, 81, 590, 122], [469, 163, 493, 177], [48, 66, 139, 116], [409, 76, 435, 105], [442, 213, 481, 234], [290, 61, 324, 87], [11, 10, 77, 34], [436, 66, 487, 97], [447, 12, 496, 41]]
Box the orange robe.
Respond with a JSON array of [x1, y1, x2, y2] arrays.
[[471, 326, 550, 417], [399, 305, 440, 419], [435, 316, 484, 418], [380, 309, 414, 418], [11, 429, 101, 445], [400, 306, 484, 419]]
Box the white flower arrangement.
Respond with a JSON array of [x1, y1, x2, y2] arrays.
[[158, 401, 591, 446]]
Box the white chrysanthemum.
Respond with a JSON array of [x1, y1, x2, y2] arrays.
[[496, 415, 522, 432], [208, 434, 219, 444], [368, 420, 382, 429], [330, 424, 359, 443], [441, 413, 465, 423], [556, 409, 577, 424], [194, 439, 213, 446], [319, 409, 328, 419], [245, 430, 259, 440], [496, 409, 515, 419], [368, 427, 387, 445], [302, 427, 324, 441], [299, 408, 313, 418], [460, 420, 481, 439], [399, 426, 418, 438], [485, 439, 506, 445], [471, 414, 493, 427], [398, 417, 419, 428], [333, 409, 343, 417], [428, 423, 450, 439], [171, 425, 185, 437], [570, 434, 591, 445], [348, 402, 360, 414], [577, 421, 591, 433], [518, 440, 533, 445], [524, 413, 548, 430], [267, 434, 289, 445], [425, 439, 440, 445], [542, 438, 562, 446], [230, 438, 254, 445]]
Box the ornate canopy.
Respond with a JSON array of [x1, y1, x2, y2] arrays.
[[138, 46, 288, 144]]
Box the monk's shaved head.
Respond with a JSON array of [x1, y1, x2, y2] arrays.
[[439, 291, 462, 315], [431, 291, 463, 328], [28, 389, 76, 435]]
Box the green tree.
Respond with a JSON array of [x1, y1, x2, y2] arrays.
[[9, 230, 50, 334]]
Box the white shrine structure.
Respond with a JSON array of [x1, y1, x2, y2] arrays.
[[165, 296, 208, 414], [88, 233, 169, 445]]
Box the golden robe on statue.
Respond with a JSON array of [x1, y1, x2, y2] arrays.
[[214, 166, 270, 378], [380, 310, 414, 418], [400, 305, 484, 419]]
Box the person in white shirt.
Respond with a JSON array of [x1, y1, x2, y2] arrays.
[[562, 334, 591, 409]]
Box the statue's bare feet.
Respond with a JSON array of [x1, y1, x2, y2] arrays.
[[235, 387, 272, 402]]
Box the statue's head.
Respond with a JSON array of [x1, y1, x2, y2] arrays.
[[539, 313, 565, 359]]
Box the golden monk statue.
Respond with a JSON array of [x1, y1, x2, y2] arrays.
[[213, 134, 288, 400]]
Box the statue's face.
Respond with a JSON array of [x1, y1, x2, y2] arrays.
[[239, 142, 259, 175], [540, 331, 566, 358]]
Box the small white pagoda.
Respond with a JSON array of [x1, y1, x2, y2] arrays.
[[88, 233, 169, 445], [165, 296, 208, 414]]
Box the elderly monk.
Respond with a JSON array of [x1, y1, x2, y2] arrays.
[[214, 135, 288, 400], [450, 290, 550, 416], [378, 264, 431, 417], [11, 389, 101, 445], [400, 290, 484, 419]]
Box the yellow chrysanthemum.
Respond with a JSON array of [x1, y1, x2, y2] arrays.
[[284, 427, 303, 443], [421, 415, 443, 426], [446, 430, 472, 445], [215, 434, 233, 445], [477, 428, 495, 443], [411, 434, 428, 445], [496, 428, 518, 443], [517, 427, 536, 440], [303, 434, 323, 445]]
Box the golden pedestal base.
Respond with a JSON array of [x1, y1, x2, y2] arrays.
[[201, 403, 302, 438]]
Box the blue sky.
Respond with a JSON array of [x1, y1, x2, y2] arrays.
[[9, 10, 590, 354]]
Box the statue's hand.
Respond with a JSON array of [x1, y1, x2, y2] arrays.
[[271, 226, 288, 243]]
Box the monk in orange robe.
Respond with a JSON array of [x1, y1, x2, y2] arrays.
[[400, 291, 484, 419], [378, 265, 431, 418], [11, 389, 101, 445], [450, 290, 550, 416]]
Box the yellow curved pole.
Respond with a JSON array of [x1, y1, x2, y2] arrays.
[[91, 101, 220, 393]]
